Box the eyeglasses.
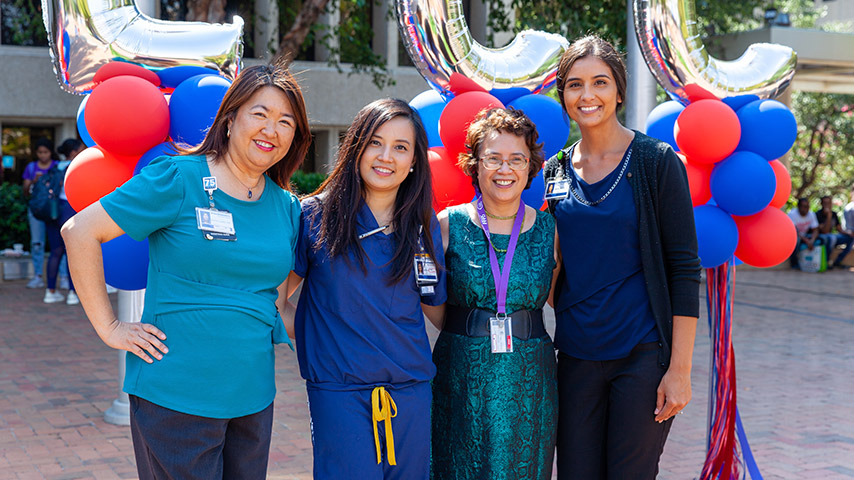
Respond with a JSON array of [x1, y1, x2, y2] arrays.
[[479, 154, 530, 171]]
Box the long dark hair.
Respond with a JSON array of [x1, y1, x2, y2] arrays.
[[311, 98, 437, 284], [180, 64, 311, 190]]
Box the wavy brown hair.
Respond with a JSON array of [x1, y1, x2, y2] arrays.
[[458, 107, 544, 190], [310, 98, 437, 284], [555, 35, 628, 114], [179, 64, 311, 190]]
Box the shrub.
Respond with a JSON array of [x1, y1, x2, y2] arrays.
[[0, 183, 29, 249], [290, 170, 327, 196]]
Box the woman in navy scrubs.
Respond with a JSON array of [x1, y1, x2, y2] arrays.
[[284, 98, 445, 479], [542, 36, 701, 479]]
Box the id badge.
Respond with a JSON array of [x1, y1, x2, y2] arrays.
[[489, 317, 514, 354], [544, 179, 570, 200], [414, 253, 438, 285], [196, 207, 237, 241]]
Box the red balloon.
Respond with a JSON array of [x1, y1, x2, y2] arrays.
[[679, 153, 713, 207], [85, 76, 170, 157], [439, 92, 504, 162], [93, 62, 161, 88], [429, 147, 475, 211], [447, 72, 488, 96], [674, 99, 740, 164], [733, 207, 797, 268], [768, 160, 792, 209], [683, 84, 718, 103], [65, 146, 135, 212]]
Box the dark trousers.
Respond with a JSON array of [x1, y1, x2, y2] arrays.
[[45, 200, 75, 290], [556, 343, 672, 480], [129, 395, 274, 480]]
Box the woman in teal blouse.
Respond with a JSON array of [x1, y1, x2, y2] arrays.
[[431, 108, 559, 480], [61, 64, 312, 479]]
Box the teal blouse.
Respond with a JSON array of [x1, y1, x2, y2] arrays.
[[101, 155, 300, 419]]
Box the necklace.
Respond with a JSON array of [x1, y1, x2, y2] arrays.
[[491, 243, 507, 254], [566, 146, 632, 207], [485, 210, 517, 220], [232, 172, 263, 199]]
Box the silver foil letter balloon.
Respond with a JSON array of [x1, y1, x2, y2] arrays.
[[41, 0, 244, 94], [396, 0, 569, 99], [634, 0, 797, 103]]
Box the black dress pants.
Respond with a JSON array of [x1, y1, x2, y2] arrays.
[[130, 395, 274, 480], [556, 342, 672, 480]]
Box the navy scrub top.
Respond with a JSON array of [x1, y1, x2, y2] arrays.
[[553, 145, 658, 361], [293, 196, 447, 391]]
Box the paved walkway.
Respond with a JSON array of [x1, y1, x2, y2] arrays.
[[1, 266, 853, 479]]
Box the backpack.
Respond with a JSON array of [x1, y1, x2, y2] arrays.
[[28, 166, 65, 222]]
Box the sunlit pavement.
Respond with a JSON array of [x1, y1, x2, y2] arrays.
[[1, 266, 852, 479]]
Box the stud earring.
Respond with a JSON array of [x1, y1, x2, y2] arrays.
[[410, 167, 414, 172], [227, 128, 231, 138]]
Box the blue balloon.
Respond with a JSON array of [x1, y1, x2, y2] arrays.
[[508, 94, 570, 159], [693, 205, 739, 268], [157, 66, 222, 89], [521, 168, 546, 210], [722, 94, 760, 112], [409, 90, 446, 148], [644, 101, 684, 151], [102, 234, 149, 291], [489, 87, 530, 105], [135, 142, 179, 176], [76, 95, 96, 147], [169, 74, 232, 147], [736, 99, 797, 160], [710, 151, 776, 216]]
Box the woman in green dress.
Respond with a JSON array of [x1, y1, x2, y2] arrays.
[[430, 108, 559, 479]]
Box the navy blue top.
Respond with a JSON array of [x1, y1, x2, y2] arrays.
[[554, 146, 658, 361], [293, 196, 447, 391]]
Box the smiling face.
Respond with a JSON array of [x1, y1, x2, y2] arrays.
[[562, 56, 622, 130], [358, 116, 416, 199], [227, 86, 297, 173], [476, 130, 530, 205]]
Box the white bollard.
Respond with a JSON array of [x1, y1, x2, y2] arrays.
[[104, 289, 145, 426]]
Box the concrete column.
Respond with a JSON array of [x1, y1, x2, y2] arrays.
[[468, 0, 487, 44], [135, 0, 157, 17], [103, 289, 145, 426], [625, 0, 658, 131], [255, 0, 279, 60], [315, 9, 340, 62], [776, 87, 793, 169], [372, 0, 398, 68], [313, 129, 343, 173]]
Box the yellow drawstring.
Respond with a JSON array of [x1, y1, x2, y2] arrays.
[[371, 386, 398, 465]]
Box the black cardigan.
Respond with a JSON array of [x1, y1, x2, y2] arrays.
[[543, 131, 701, 368]]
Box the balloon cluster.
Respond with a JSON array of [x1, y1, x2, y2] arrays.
[[69, 61, 232, 289], [410, 87, 570, 212], [646, 96, 799, 269]]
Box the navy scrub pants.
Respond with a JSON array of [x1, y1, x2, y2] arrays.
[[307, 382, 431, 480], [556, 342, 673, 480], [129, 395, 274, 480]]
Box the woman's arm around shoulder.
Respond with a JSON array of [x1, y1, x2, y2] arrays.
[[62, 202, 168, 363]]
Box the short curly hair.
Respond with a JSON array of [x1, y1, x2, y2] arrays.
[[458, 107, 544, 190]]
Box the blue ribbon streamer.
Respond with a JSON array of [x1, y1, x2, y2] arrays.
[[735, 407, 763, 480]]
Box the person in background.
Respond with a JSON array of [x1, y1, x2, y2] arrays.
[[788, 197, 821, 269], [845, 190, 854, 240], [62, 64, 311, 479], [430, 107, 558, 480], [816, 195, 853, 269], [543, 35, 701, 479], [284, 98, 445, 479], [42, 139, 85, 304], [21, 138, 57, 289]]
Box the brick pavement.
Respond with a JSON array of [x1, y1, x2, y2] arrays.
[[1, 266, 852, 479]]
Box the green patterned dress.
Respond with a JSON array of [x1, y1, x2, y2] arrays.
[[431, 205, 558, 480]]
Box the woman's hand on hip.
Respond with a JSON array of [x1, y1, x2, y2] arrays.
[[100, 319, 168, 364], [654, 366, 691, 423]]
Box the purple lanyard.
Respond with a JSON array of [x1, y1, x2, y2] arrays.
[[474, 194, 525, 315]]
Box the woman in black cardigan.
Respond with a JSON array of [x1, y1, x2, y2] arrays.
[[543, 35, 701, 479]]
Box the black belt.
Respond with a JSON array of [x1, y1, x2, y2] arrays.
[[442, 304, 548, 340]]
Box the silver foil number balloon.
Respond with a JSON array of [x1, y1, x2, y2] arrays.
[[41, 0, 244, 94], [634, 0, 797, 103], [396, 0, 569, 98]]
